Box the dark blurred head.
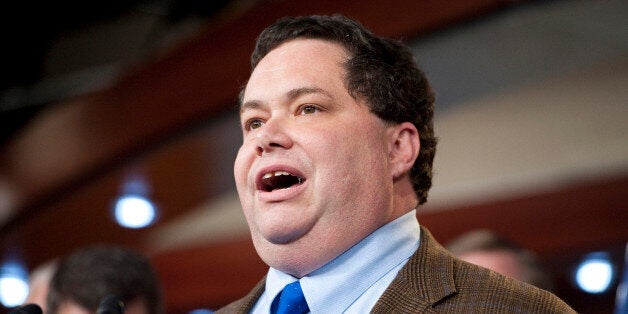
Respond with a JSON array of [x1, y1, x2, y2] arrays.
[[447, 229, 555, 292], [47, 245, 163, 314]]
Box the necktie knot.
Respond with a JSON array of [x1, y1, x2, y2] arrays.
[[271, 281, 309, 314]]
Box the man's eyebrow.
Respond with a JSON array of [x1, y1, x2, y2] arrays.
[[286, 86, 333, 100], [240, 86, 333, 113], [240, 100, 261, 113]]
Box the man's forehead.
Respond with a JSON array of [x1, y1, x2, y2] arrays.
[[238, 39, 353, 116]]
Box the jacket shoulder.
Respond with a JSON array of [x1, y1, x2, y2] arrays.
[[441, 258, 576, 313], [373, 226, 576, 313]]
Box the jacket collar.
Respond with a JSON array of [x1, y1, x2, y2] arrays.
[[371, 225, 458, 312]]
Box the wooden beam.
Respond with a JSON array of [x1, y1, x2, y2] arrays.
[[419, 176, 628, 256]]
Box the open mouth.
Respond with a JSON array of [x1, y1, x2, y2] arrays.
[[259, 171, 305, 192]]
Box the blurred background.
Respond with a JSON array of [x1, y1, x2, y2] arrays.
[[0, 0, 626, 313]]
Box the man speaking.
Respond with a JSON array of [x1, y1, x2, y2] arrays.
[[219, 15, 575, 313]]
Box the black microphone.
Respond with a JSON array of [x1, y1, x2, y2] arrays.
[[8, 304, 43, 314], [96, 295, 125, 314]]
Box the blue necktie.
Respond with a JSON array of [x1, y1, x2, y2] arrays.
[[271, 281, 309, 314]]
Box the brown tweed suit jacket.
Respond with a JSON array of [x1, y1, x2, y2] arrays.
[[217, 226, 576, 313]]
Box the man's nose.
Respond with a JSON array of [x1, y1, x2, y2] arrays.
[[255, 118, 293, 156]]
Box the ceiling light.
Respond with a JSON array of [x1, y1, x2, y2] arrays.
[[114, 194, 156, 229], [575, 252, 614, 294], [0, 263, 29, 307]]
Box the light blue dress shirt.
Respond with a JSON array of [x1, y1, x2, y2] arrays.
[[250, 209, 421, 313]]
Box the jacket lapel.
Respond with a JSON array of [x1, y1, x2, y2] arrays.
[[371, 226, 457, 313], [216, 277, 265, 314]]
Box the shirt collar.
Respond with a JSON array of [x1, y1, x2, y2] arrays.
[[263, 267, 300, 310]]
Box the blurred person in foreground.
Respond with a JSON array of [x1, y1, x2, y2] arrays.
[[218, 14, 574, 313], [23, 260, 57, 312], [46, 245, 163, 314], [446, 229, 555, 292]]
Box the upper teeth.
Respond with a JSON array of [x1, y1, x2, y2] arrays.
[[263, 171, 291, 179]]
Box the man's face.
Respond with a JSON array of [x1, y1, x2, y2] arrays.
[[234, 39, 398, 276]]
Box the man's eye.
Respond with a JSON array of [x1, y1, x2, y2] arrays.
[[300, 105, 319, 115], [248, 119, 264, 130]]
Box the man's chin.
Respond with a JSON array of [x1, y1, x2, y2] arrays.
[[261, 228, 307, 245], [253, 216, 315, 244]]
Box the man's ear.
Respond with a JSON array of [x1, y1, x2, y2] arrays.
[[388, 122, 420, 180]]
